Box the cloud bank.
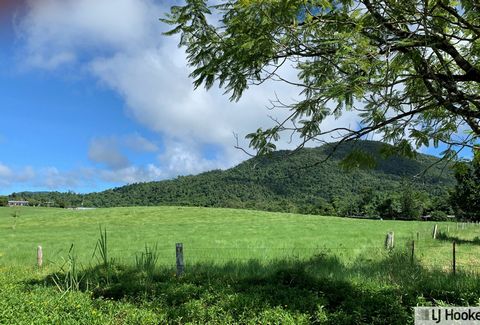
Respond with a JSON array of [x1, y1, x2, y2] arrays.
[[9, 0, 361, 191]]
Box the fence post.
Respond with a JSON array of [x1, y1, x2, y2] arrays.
[[416, 232, 419, 242], [176, 243, 184, 276], [37, 245, 43, 268], [384, 232, 394, 249], [452, 241, 456, 275], [411, 240, 415, 265], [432, 224, 438, 239]]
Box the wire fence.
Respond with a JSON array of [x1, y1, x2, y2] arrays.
[[75, 242, 480, 274], [16, 221, 480, 275]]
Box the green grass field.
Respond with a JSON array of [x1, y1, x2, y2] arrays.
[[1, 206, 480, 324]]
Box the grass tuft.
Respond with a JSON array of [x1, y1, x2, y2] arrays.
[[93, 226, 110, 266], [135, 243, 159, 274], [50, 244, 85, 295]]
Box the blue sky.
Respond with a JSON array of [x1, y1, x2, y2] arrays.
[[0, 0, 280, 194], [0, 0, 473, 195], [0, 12, 162, 193]]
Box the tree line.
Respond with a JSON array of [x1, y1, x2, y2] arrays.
[[3, 141, 476, 221]]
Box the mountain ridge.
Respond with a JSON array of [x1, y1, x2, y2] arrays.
[[6, 140, 455, 217]]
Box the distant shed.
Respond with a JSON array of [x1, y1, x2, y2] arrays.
[[8, 200, 29, 207]]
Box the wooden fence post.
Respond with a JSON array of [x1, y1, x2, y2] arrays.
[[37, 245, 43, 268], [384, 232, 394, 249], [176, 243, 184, 276], [416, 232, 419, 242], [432, 224, 438, 239], [411, 240, 415, 265], [452, 241, 456, 275]]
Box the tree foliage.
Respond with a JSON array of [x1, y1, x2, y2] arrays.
[[10, 141, 454, 219], [451, 150, 480, 220], [163, 0, 480, 156]]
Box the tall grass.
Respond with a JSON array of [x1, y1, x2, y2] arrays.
[[26, 244, 480, 324], [135, 243, 159, 274], [50, 244, 85, 294], [92, 226, 109, 266]]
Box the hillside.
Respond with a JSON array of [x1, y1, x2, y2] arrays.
[[9, 140, 455, 217]]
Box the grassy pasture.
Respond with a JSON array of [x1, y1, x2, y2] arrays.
[[1, 206, 478, 268], [1, 206, 480, 324]]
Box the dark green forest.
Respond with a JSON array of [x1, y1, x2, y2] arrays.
[[3, 141, 460, 219]]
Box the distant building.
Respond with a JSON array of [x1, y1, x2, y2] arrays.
[[8, 200, 29, 207]]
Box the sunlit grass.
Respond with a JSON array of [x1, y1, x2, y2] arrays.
[[2, 206, 480, 324], [1, 206, 479, 271]]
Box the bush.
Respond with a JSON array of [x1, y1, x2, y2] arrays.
[[430, 210, 449, 221]]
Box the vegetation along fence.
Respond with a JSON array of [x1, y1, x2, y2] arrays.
[[31, 222, 480, 278]]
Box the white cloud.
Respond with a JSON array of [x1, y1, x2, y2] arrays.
[[14, 0, 366, 188], [26, 51, 75, 70], [0, 162, 164, 193], [88, 137, 130, 170], [0, 163, 13, 180], [98, 164, 163, 184], [123, 133, 158, 152], [0, 162, 36, 188], [158, 140, 228, 177], [18, 0, 158, 69], [17, 0, 303, 147], [40, 167, 79, 189], [16, 166, 35, 182]]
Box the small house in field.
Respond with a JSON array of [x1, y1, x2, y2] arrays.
[[8, 200, 29, 207]]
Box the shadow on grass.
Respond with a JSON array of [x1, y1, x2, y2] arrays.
[[436, 231, 480, 245], [26, 250, 480, 325]]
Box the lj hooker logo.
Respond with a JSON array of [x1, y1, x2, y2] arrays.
[[415, 307, 480, 324]]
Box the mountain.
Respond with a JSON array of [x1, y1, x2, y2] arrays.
[[8, 141, 455, 216]]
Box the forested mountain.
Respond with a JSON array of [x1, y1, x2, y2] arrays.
[[7, 141, 456, 218]]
